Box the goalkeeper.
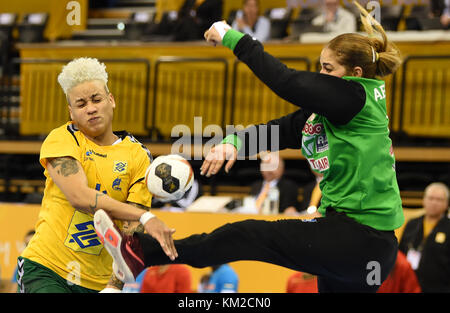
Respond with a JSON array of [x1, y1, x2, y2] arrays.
[[96, 2, 405, 292]]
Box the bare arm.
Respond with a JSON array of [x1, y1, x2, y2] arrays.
[[47, 156, 147, 220], [47, 156, 178, 261]]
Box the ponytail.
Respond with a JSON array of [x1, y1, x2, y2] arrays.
[[326, 1, 402, 78], [354, 1, 402, 77]]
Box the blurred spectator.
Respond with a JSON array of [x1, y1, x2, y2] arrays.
[[151, 179, 202, 212], [248, 153, 300, 215], [435, 0, 450, 27], [199, 264, 239, 293], [377, 251, 422, 293], [286, 272, 318, 293], [231, 0, 271, 42], [172, 0, 223, 41], [311, 0, 356, 34], [123, 264, 192, 293], [399, 182, 450, 292], [195, 0, 223, 34]]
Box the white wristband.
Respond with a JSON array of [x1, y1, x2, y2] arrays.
[[140, 211, 155, 226], [210, 21, 230, 40]]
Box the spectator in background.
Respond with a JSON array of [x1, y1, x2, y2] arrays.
[[312, 0, 357, 34], [377, 251, 421, 293], [437, 0, 450, 27], [196, 0, 223, 34], [399, 182, 450, 292], [173, 0, 223, 41], [199, 264, 239, 293], [249, 153, 299, 215], [232, 0, 271, 42], [123, 264, 192, 293]]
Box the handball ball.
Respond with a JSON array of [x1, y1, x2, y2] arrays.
[[145, 154, 194, 202]]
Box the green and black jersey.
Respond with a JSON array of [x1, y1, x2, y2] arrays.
[[302, 77, 403, 230], [222, 30, 404, 231]]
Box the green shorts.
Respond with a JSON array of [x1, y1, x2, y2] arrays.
[[17, 257, 98, 293]]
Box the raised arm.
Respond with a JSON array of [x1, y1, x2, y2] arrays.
[[205, 23, 366, 125]]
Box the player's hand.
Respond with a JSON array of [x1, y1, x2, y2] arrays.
[[143, 217, 178, 261], [200, 143, 237, 177], [204, 21, 231, 46]]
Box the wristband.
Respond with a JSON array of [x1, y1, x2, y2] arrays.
[[222, 134, 242, 151], [140, 211, 155, 226], [222, 29, 245, 51]]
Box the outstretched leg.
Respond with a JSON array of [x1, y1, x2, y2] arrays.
[[95, 208, 398, 292]]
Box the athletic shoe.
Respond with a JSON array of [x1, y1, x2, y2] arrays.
[[94, 209, 145, 283]]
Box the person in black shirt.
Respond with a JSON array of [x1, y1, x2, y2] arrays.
[[249, 153, 300, 215], [399, 182, 450, 292]]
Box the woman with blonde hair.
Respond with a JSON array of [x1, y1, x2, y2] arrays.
[[95, 2, 405, 292]]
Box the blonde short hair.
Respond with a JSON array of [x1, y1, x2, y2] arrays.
[[57, 57, 109, 95]]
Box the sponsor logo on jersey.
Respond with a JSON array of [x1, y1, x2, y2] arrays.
[[301, 136, 315, 157], [307, 156, 330, 172], [113, 161, 128, 174], [302, 121, 323, 136], [112, 178, 122, 191], [316, 134, 328, 153], [86, 149, 107, 158], [64, 211, 103, 255]]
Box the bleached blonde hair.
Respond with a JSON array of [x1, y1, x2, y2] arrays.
[[57, 57, 109, 95]]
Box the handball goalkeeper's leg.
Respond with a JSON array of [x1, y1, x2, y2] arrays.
[[94, 209, 146, 283], [94, 209, 397, 292]]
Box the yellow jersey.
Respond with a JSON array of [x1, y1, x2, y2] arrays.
[[21, 122, 152, 291]]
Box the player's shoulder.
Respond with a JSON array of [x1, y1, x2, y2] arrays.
[[44, 122, 81, 146], [117, 131, 153, 162]]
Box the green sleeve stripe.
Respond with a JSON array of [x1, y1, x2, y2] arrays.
[[222, 29, 245, 51], [221, 134, 242, 151]]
